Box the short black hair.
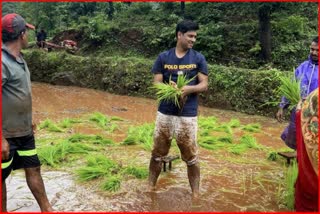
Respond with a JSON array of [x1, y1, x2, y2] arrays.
[[312, 36, 318, 43], [176, 20, 199, 38], [2, 29, 25, 43]]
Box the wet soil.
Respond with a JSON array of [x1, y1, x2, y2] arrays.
[[6, 82, 290, 212]]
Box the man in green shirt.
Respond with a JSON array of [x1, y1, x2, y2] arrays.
[[1, 13, 53, 212]]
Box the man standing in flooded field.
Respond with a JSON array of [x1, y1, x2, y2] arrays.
[[148, 20, 208, 198], [276, 36, 318, 150], [1, 13, 54, 212]]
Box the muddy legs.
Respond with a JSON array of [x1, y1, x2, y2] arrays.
[[25, 166, 54, 212], [148, 158, 162, 190], [2, 181, 7, 212], [187, 163, 200, 198]]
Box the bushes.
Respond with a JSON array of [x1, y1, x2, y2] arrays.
[[24, 50, 281, 116]]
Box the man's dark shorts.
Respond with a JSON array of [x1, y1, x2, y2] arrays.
[[1, 134, 41, 181]]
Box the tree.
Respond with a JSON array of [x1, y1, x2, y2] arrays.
[[108, 2, 114, 20], [258, 4, 272, 62]]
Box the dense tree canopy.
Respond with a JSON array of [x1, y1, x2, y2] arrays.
[[2, 2, 318, 70]]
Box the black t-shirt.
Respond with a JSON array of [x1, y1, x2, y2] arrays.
[[151, 48, 208, 116]]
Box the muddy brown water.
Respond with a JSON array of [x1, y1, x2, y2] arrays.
[[6, 82, 290, 212]]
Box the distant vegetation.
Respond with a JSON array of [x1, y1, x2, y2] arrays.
[[3, 2, 318, 70]]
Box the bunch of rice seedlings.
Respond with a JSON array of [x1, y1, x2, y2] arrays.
[[101, 176, 121, 192], [199, 135, 233, 145], [89, 112, 119, 132], [284, 160, 298, 210], [267, 151, 278, 161], [123, 166, 148, 179], [242, 123, 261, 132], [68, 134, 114, 145], [38, 140, 95, 167], [198, 116, 218, 130], [228, 119, 241, 128], [228, 134, 261, 155], [39, 119, 63, 132], [77, 155, 119, 182], [277, 69, 301, 110], [38, 146, 59, 167], [212, 124, 233, 134], [151, 74, 195, 108], [59, 118, 81, 128], [122, 124, 154, 150]]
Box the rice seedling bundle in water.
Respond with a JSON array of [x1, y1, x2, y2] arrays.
[[152, 74, 195, 108]]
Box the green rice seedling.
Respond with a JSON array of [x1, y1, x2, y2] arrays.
[[123, 166, 148, 179], [101, 176, 121, 192], [38, 146, 59, 167], [110, 116, 124, 121], [262, 69, 301, 111], [122, 124, 154, 150], [68, 134, 114, 145], [242, 123, 261, 132], [228, 134, 261, 155], [277, 69, 301, 110], [228, 119, 241, 128], [59, 118, 82, 128], [39, 119, 63, 132], [267, 151, 278, 161], [151, 74, 195, 108], [89, 112, 111, 128], [198, 116, 218, 130], [239, 134, 261, 149], [212, 124, 233, 134], [77, 155, 119, 181], [284, 160, 298, 210], [68, 143, 95, 154]]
